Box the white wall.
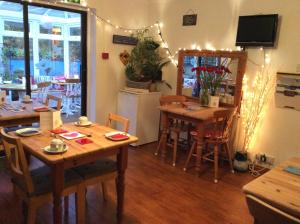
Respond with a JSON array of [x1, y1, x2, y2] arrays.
[[86, 0, 150, 124], [82, 0, 299, 164], [147, 0, 300, 164]]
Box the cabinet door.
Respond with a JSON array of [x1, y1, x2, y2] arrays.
[[117, 92, 138, 134], [136, 93, 161, 145]]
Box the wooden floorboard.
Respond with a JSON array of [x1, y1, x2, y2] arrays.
[[0, 142, 254, 224]]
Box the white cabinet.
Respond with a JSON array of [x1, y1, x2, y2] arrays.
[[117, 90, 161, 146]]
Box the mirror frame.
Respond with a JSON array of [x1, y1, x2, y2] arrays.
[[176, 49, 248, 107]]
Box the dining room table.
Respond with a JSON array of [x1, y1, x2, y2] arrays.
[[11, 123, 138, 224], [0, 100, 42, 127], [158, 102, 226, 175], [243, 157, 300, 222]]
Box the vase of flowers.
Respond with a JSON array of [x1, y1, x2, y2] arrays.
[[192, 64, 231, 107]]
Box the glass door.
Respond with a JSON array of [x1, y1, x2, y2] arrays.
[[0, 0, 87, 122], [0, 1, 26, 101], [28, 5, 85, 122]]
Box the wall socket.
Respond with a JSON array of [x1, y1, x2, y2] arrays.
[[255, 153, 275, 166], [296, 64, 300, 73]]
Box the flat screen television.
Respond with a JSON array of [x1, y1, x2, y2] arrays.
[[235, 14, 279, 47]]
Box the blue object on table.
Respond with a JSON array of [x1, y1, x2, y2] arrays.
[[284, 165, 300, 176]]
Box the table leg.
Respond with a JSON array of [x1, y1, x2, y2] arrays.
[[116, 146, 128, 223], [160, 112, 169, 160], [196, 123, 205, 176], [52, 163, 64, 224]]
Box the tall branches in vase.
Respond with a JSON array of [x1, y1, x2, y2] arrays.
[[240, 64, 276, 152]]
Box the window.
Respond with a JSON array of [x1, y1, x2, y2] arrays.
[[38, 39, 64, 60], [70, 27, 80, 36], [4, 21, 24, 32], [40, 25, 62, 35]]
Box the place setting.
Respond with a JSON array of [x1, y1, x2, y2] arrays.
[[43, 138, 68, 154], [15, 127, 41, 137], [104, 131, 130, 141], [74, 116, 93, 127], [21, 95, 33, 104]]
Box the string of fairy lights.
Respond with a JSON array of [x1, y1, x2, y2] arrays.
[[26, 0, 274, 162], [26, 0, 249, 66]]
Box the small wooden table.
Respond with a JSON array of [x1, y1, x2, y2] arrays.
[[0, 101, 41, 127], [243, 157, 300, 220], [158, 103, 226, 174], [16, 123, 138, 224]]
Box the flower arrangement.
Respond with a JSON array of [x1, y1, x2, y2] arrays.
[[191, 65, 231, 96]]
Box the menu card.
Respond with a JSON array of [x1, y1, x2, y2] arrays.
[[40, 110, 62, 131]]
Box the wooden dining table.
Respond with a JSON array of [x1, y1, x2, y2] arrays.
[[0, 101, 42, 127], [158, 102, 226, 174], [14, 123, 138, 224], [243, 157, 300, 221]]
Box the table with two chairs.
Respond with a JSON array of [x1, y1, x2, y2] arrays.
[[156, 95, 236, 183]]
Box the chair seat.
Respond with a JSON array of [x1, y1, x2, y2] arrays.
[[72, 159, 117, 179], [12, 166, 82, 197]]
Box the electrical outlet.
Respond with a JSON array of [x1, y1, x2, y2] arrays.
[[296, 64, 300, 73], [255, 153, 275, 166]]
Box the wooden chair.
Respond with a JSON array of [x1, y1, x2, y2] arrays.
[[0, 129, 86, 224], [72, 113, 129, 202], [63, 79, 81, 116], [155, 95, 188, 166], [106, 112, 129, 133], [184, 107, 236, 183], [245, 194, 300, 224], [45, 94, 62, 111], [34, 81, 51, 103]]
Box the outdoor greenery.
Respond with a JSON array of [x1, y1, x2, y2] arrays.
[[125, 30, 170, 86], [1, 37, 25, 81]]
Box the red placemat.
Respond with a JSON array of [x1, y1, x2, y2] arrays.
[[75, 138, 93, 145], [34, 106, 50, 112]]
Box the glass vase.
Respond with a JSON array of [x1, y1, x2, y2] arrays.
[[200, 89, 209, 106]]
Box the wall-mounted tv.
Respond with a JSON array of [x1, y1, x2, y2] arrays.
[[235, 14, 279, 47]]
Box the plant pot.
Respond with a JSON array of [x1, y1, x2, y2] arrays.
[[126, 79, 151, 89], [208, 95, 219, 108], [233, 159, 249, 172]]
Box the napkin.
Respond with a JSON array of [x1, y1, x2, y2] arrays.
[[76, 138, 93, 145], [110, 133, 129, 140], [51, 128, 68, 134]]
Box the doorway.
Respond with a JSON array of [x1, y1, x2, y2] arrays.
[[0, 0, 87, 122]]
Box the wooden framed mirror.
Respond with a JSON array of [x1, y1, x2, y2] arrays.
[[176, 50, 247, 107]]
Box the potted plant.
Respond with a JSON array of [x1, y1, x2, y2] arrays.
[[233, 151, 249, 172], [125, 30, 171, 90]]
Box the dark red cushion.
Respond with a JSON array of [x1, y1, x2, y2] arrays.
[[190, 130, 223, 138]]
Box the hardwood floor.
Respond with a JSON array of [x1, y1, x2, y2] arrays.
[[0, 142, 254, 224]]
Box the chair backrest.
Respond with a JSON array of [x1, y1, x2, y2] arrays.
[[245, 194, 300, 224], [0, 129, 34, 194], [65, 79, 80, 83], [106, 113, 129, 133], [212, 107, 237, 140], [37, 81, 51, 89], [159, 95, 187, 106], [45, 94, 62, 110]]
